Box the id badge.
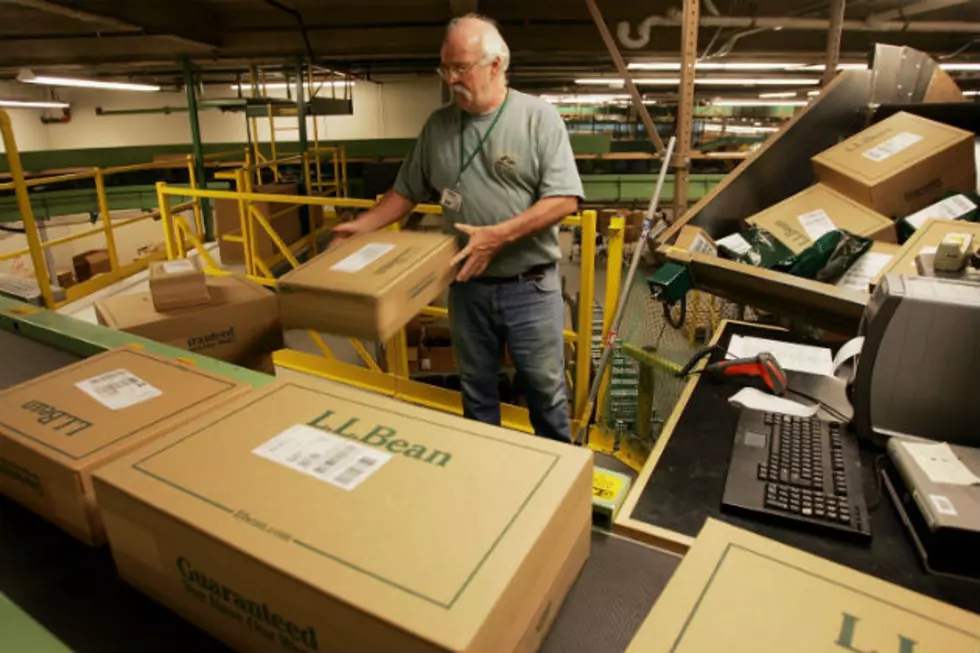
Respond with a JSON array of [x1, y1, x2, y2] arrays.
[[440, 188, 463, 211]]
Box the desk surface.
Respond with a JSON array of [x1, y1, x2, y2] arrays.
[[616, 321, 980, 615]]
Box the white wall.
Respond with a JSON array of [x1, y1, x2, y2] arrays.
[[0, 81, 52, 153], [11, 75, 444, 153]]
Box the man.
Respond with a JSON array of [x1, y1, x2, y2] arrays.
[[332, 14, 583, 442]]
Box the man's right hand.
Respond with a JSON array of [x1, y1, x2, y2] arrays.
[[329, 214, 371, 249]]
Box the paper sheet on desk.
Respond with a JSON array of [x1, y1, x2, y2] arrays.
[[728, 335, 835, 377], [900, 441, 980, 486], [728, 388, 819, 418]]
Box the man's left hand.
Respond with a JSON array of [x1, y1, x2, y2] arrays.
[[450, 223, 507, 282]]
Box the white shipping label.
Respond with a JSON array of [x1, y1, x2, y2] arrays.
[[75, 369, 163, 410], [835, 252, 893, 293], [904, 194, 978, 230], [862, 131, 923, 162], [253, 424, 391, 491], [162, 260, 195, 275], [901, 441, 980, 486], [930, 494, 958, 516], [689, 232, 718, 256], [330, 243, 395, 273], [797, 209, 837, 241], [717, 233, 752, 255]]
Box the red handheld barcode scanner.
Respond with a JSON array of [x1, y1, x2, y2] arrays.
[[678, 347, 788, 395]]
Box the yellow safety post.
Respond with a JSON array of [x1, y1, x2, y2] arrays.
[[93, 169, 120, 272], [340, 146, 349, 196], [186, 154, 204, 238], [306, 330, 336, 360], [156, 181, 177, 261], [595, 216, 625, 419], [0, 110, 55, 307], [574, 209, 597, 423]]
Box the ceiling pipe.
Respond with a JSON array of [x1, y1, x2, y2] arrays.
[[618, 14, 980, 49], [865, 0, 973, 23]]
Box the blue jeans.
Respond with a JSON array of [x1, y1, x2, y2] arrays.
[[448, 265, 571, 443]]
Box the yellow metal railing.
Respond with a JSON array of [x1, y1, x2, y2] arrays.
[[156, 178, 618, 433], [0, 109, 212, 309]]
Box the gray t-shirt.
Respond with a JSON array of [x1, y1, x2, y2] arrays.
[[393, 89, 584, 277]]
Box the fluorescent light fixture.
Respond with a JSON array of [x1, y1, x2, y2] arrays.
[[964, 90, 980, 96], [759, 91, 797, 98], [540, 93, 634, 105], [702, 123, 779, 134], [711, 99, 808, 107], [18, 70, 159, 92], [576, 77, 819, 86], [0, 99, 70, 109], [807, 90, 821, 97], [800, 63, 868, 71], [940, 63, 980, 71], [628, 62, 804, 71], [230, 81, 354, 90]]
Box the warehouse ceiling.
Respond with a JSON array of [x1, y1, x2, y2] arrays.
[[0, 0, 979, 97]]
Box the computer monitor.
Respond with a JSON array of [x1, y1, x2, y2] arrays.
[[850, 275, 980, 447]]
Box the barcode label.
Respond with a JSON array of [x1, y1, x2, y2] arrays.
[[835, 251, 893, 293], [162, 260, 195, 275], [904, 194, 977, 230], [75, 368, 163, 410], [717, 233, 752, 255], [862, 131, 923, 162], [797, 208, 836, 242], [253, 424, 391, 491], [331, 243, 395, 273], [689, 232, 718, 256]]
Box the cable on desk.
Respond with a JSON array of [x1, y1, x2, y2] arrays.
[[867, 454, 888, 512], [786, 387, 851, 423]]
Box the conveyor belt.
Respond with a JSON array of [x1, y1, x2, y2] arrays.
[[0, 337, 681, 653], [0, 331, 82, 390]]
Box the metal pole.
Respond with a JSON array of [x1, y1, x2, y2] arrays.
[[182, 58, 212, 241], [673, 0, 699, 220], [574, 136, 676, 446], [823, 0, 847, 86], [295, 56, 311, 238], [583, 0, 666, 154]]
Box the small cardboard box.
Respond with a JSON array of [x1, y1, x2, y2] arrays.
[[214, 183, 303, 264], [0, 347, 249, 545], [73, 249, 111, 282], [873, 218, 980, 285], [278, 231, 458, 341], [673, 225, 717, 256], [626, 519, 980, 653], [745, 184, 897, 254], [93, 378, 592, 653], [148, 259, 210, 312], [812, 111, 976, 217], [95, 275, 281, 364]]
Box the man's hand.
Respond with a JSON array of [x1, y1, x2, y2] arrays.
[[329, 213, 370, 250], [450, 223, 507, 282]]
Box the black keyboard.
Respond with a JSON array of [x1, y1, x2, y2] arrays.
[[721, 409, 871, 542]]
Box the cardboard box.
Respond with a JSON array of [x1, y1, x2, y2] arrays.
[[215, 183, 303, 264], [0, 347, 249, 545], [673, 225, 717, 256], [745, 184, 897, 254], [93, 378, 592, 653], [278, 231, 458, 341], [73, 249, 111, 282], [95, 275, 281, 364], [874, 218, 980, 285], [149, 259, 210, 312], [834, 241, 901, 294], [812, 111, 976, 217], [626, 519, 980, 653], [56, 269, 75, 289]]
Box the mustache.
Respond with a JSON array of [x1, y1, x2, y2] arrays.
[[451, 84, 473, 100]]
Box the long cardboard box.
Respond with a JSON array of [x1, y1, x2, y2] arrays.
[[812, 111, 976, 217], [627, 519, 980, 653], [745, 184, 896, 254], [278, 230, 458, 341], [93, 377, 592, 653], [0, 347, 250, 545], [95, 275, 281, 364]]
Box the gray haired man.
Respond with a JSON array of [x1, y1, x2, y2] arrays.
[[333, 15, 584, 442]]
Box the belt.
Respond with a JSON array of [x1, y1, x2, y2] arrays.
[[470, 263, 555, 284]]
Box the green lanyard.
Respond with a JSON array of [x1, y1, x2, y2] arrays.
[[456, 91, 509, 188]]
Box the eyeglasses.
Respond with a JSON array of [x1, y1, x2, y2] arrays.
[[436, 60, 485, 80]]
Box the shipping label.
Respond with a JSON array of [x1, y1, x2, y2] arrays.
[[75, 369, 162, 410], [162, 260, 196, 274], [904, 194, 977, 230], [330, 243, 395, 273], [797, 208, 836, 241], [253, 424, 391, 491], [862, 131, 923, 162], [716, 233, 752, 255]]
